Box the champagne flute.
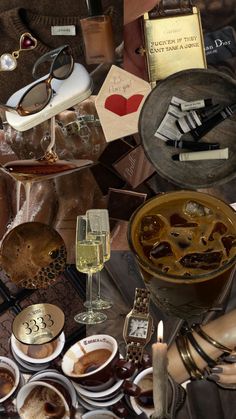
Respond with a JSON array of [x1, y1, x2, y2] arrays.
[[74, 215, 107, 324], [86, 209, 112, 310]]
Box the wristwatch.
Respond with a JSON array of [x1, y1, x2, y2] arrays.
[[123, 288, 154, 365]]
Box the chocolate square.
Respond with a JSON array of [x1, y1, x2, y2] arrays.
[[107, 188, 147, 221], [91, 164, 125, 195], [113, 145, 155, 188], [99, 139, 133, 168]]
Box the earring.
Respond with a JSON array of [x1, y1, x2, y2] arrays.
[[0, 33, 37, 72]]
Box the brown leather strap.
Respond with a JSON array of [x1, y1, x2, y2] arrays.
[[149, 0, 194, 18]]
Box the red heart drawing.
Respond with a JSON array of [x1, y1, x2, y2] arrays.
[[104, 94, 144, 116]]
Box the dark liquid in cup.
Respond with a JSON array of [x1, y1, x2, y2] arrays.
[[73, 349, 112, 375], [135, 198, 236, 276], [136, 390, 154, 409], [0, 368, 15, 398], [130, 192, 236, 319], [44, 401, 65, 417]]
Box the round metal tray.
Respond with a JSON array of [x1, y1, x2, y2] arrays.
[[139, 69, 236, 189]]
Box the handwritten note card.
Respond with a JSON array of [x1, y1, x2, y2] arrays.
[[95, 65, 151, 142]]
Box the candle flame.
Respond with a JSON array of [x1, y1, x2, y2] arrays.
[[157, 320, 164, 342]]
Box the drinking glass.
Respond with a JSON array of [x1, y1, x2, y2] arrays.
[[74, 215, 107, 324], [86, 209, 112, 309], [128, 190, 236, 324]]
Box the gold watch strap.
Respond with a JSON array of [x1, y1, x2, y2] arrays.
[[126, 342, 144, 365], [149, 0, 194, 18], [125, 288, 151, 364], [133, 287, 151, 314]]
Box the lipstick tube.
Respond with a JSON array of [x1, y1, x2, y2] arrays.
[[172, 148, 229, 162], [191, 104, 236, 140], [166, 140, 220, 151], [176, 104, 223, 135]]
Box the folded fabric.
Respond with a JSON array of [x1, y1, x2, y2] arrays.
[[186, 380, 224, 419]]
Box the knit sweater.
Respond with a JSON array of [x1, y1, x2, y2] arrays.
[[0, 3, 122, 103]]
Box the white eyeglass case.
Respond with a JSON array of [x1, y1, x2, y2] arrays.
[[6, 63, 93, 132]]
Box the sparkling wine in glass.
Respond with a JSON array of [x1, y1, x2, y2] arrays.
[[86, 209, 112, 310], [74, 215, 107, 324]]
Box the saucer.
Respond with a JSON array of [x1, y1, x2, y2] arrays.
[[77, 395, 94, 411], [79, 391, 124, 407], [73, 377, 124, 399]]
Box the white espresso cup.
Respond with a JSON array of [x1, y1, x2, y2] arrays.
[[61, 334, 119, 391], [16, 381, 71, 418], [0, 356, 20, 403], [130, 367, 154, 416], [11, 332, 65, 364]]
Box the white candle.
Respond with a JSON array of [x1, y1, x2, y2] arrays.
[[152, 320, 168, 419]]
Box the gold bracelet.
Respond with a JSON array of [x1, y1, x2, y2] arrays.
[[193, 325, 231, 354], [176, 334, 204, 379]]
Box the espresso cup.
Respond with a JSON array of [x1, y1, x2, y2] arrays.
[[61, 334, 134, 392], [11, 332, 65, 364], [0, 356, 20, 403], [16, 380, 70, 419], [29, 369, 78, 409], [130, 367, 154, 416]]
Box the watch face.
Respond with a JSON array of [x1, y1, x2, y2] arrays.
[[128, 317, 149, 339]]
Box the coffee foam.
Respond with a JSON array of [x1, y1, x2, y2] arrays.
[[19, 386, 66, 419], [0, 368, 15, 399]]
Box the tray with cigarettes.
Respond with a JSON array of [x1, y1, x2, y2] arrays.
[[139, 68, 236, 189]]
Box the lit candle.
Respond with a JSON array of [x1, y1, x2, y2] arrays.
[[151, 320, 169, 419]]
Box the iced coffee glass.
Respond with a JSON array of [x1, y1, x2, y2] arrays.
[[128, 191, 236, 321]]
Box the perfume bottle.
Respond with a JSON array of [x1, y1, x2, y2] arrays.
[[80, 0, 115, 65]]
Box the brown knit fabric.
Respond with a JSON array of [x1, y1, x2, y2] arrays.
[[0, 2, 123, 102], [0, 0, 118, 16]]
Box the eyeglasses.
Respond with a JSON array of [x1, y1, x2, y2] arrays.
[[1, 45, 74, 116]]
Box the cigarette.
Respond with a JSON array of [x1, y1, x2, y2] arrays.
[[172, 148, 229, 162]]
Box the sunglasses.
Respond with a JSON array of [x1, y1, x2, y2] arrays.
[[2, 45, 74, 116]]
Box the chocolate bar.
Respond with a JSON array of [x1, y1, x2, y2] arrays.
[[90, 164, 125, 195], [107, 188, 147, 221], [99, 139, 133, 168], [113, 144, 155, 188]]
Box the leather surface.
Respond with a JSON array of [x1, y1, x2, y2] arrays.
[[149, 0, 193, 18]]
